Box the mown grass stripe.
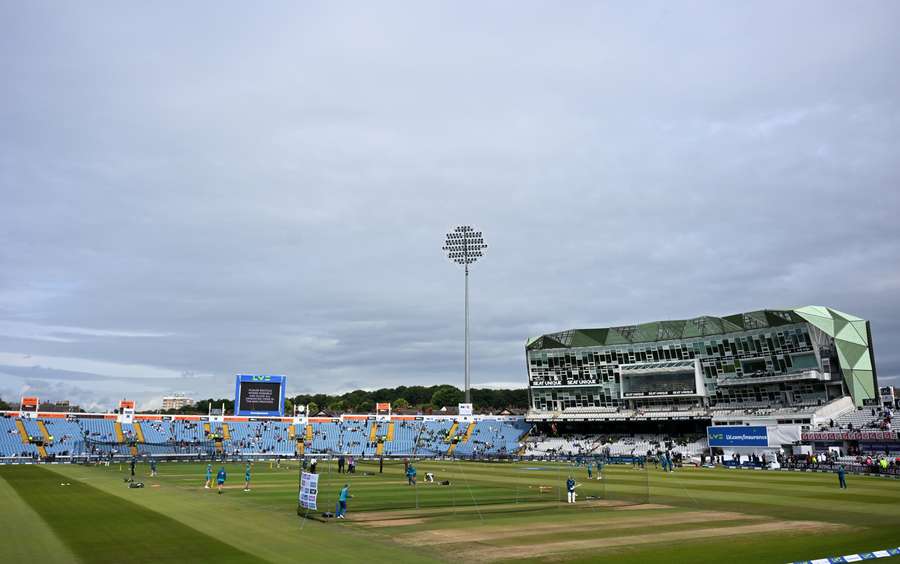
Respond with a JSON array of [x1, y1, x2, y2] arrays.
[[0, 471, 79, 564], [2, 466, 266, 564]]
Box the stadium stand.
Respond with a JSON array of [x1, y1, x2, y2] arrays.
[[417, 420, 455, 456], [42, 419, 84, 456], [0, 417, 39, 458], [340, 420, 371, 456], [454, 420, 529, 457], [226, 421, 294, 455], [824, 406, 897, 432], [310, 421, 341, 453], [384, 420, 420, 455], [0, 406, 894, 466], [139, 420, 174, 443], [78, 418, 117, 442], [523, 433, 707, 459]]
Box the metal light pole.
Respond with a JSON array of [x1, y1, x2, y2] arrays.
[[442, 225, 487, 404]]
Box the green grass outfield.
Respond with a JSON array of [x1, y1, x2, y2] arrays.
[[1, 459, 898, 563]]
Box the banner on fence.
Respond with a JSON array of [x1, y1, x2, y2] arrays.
[[707, 426, 769, 447], [802, 430, 898, 442], [708, 425, 801, 447]]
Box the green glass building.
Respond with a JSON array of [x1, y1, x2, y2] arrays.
[[526, 306, 877, 415]]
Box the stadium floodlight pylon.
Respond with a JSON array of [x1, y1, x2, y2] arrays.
[[442, 225, 488, 404]]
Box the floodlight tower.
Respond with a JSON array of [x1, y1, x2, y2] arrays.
[[442, 225, 488, 404]]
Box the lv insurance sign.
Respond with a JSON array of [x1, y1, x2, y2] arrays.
[[707, 426, 769, 447]]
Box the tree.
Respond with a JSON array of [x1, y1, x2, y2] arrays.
[[344, 389, 369, 409], [430, 386, 464, 409], [393, 398, 410, 411], [405, 386, 434, 406], [356, 400, 374, 413], [287, 385, 528, 414], [193, 398, 234, 415], [307, 402, 319, 415]]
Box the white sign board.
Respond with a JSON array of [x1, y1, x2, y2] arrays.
[[299, 471, 319, 511], [458, 403, 473, 416]]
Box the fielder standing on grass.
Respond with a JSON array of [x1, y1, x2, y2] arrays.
[[837, 465, 848, 489], [216, 466, 227, 494], [204, 463, 212, 489], [566, 476, 577, 503], [243, 462, 252, 492]]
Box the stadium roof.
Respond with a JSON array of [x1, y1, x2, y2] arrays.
[[527, 307, 860, 350], [527, 306, 877, 407]]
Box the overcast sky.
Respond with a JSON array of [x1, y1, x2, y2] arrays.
[[1, 2, 898, 410]]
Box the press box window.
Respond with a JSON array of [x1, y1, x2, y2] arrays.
[[790, 352, 818, 370], [741, 358, 767, 375]]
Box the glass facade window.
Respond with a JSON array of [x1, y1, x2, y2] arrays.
[[526, 307, 879, 411]]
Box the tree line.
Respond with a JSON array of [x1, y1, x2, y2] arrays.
[[291, 385, 527, 415], [2, 385, 529, 416], [155, 385, 527, 415]]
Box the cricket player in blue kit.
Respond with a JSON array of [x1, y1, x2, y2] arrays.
[[243, 463, 252, 492], [204, 463, 212, 489], [566, 476, 577, 503], [216, 467, 227, 494], [336, 484, 352, 519]]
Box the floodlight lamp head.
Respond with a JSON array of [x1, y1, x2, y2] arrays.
[[442, 225, 488, 267]]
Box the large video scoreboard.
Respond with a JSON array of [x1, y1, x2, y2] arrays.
[[234, 375, 286, 416]]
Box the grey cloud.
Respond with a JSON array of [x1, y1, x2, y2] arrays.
[[0, 365, 114, 382], [1, 2, 899, 408], [0, 365, 182, 384]]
